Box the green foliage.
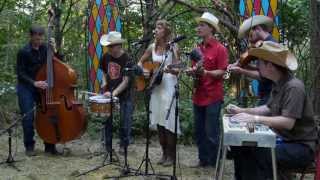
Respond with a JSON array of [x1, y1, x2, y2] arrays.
[[0, 0, 314, 144], [280, 0, 311, 88]]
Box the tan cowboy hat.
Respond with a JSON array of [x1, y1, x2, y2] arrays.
[[246, 41, 298, 71], [195, 12, 221, 33], [238, 15, 273, 38], [100, 31, 125, 46]]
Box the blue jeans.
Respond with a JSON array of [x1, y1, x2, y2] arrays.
[[104, 98, 133, 151], [16, 84, 37, 150], [193, 101, 222, 166], [232, 143, 315, 180]]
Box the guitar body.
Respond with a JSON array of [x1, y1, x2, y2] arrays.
[[135, 61, 161, 91]]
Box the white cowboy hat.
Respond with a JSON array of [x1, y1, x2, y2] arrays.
[[238, 15, 273, 38], [195, 12, 220, 33], [100, 31, 125, 46], [245, 41, 298, 71]]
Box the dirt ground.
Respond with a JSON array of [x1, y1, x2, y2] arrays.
[[0, 130, 314, 180]]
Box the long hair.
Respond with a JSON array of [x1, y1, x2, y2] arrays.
[[154, 20, 172, 50]]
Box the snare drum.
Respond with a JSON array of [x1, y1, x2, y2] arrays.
[[88, 95, 119, 117]]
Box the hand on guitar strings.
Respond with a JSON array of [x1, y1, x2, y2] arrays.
[[34, 81, 48, 90], [227, 62, 243, 74], [225, 104, 242, 114], [231, 113, 259, 124]]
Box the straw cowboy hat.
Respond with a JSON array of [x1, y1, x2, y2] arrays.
[[100, 31, 125, 46], [195, 12, 221, 33], [245, 41, 298, 71], [238, 15, 273, 38]]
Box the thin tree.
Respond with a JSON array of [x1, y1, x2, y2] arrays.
[[310, 0, 320, 121]]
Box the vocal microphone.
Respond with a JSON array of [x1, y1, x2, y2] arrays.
[[131, 37, 152, 46], [168, 35, 187, 45], [124, 65, 143, 76], [189, 48, 202, 62]]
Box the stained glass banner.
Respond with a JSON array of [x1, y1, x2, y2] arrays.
[[239, 0, 280, 41], [87, 0, 122, 93]]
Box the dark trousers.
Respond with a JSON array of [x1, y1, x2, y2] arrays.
[[104, 98, 133, 151], [193, 101, 222, 166], [17, 84, 37, 150], [17, 84, 55, 150], [232, 142, 315, 180]]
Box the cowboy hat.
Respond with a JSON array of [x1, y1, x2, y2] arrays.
[[238, 15, 273, 38], [246, 41, 298, 71], [195, 12, 220, 33], [100, 31, 125, 46]]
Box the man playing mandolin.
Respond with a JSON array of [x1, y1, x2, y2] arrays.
[[185, 12, 229, 167]]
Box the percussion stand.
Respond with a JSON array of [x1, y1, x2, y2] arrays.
[[77, 91, 121, 177], [102, 91, 120, 165]]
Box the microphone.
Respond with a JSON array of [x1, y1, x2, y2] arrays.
[[131, 37, 152, 46], [168, 35, 187, 45], [124, 65, 143, 76], [189, 48, 202, 62]]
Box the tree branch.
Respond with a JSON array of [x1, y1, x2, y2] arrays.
[[170, 0, 238, 33], [62, 0, 78, 34], [0, 0, 7, 14]]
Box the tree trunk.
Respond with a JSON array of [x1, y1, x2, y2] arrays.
[[53, 0, 63, 52], [310, 0, 320, 121]]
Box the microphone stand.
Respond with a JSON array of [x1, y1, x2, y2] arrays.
[[0, 109, 31, 171], [0, 122, 20, 171], [164, 71, 183, 180], [134, 50, 173, 179]]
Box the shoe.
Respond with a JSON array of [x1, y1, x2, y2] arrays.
[[44, 144, 62, 155], [50, 148, 62, 155], [118, 147, 125, 155], [157, 155, 167, 165], [189, 161, 208, 168], [25, 149, 36, 157], [162, 158, 174, 167]]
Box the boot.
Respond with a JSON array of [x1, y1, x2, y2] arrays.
[[157, 125, 167, 165], [44, 143, 61, 155], [162, 130, 176, 167]]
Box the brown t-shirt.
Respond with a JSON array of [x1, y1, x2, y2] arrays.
[[267, 74, 317, 152]]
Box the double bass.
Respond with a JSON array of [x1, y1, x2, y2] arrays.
[[35, 10, 86, 144]]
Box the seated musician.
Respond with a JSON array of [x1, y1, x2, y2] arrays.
[[226, 41, 317, 180], [137, 20, 181, 166], [99, 31, 134, 155]]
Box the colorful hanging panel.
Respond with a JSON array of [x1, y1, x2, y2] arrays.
[[87, 0, 122, 93], [239, 0, 280, 41]]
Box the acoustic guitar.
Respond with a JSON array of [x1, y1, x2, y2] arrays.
[[135, 61, 161, 91]]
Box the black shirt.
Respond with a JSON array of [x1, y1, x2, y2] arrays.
[[100, 52, 133, 101], [16, 43, 47, 88]]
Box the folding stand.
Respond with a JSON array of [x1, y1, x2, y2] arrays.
[[0, 119, 22, 171], [77, 92, 122, 177]]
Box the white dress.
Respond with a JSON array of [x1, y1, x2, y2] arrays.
[[149, 44, 181, 134]]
